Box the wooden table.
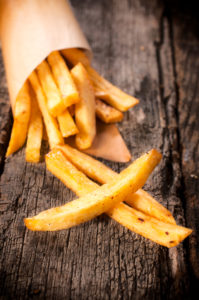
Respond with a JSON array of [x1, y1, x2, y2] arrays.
[[0, 0, 198, 299]]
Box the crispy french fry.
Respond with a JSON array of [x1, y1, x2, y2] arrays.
[[6, 120, 28, 157], [62, 48, 139, 112], [88, 66, 139, 111], [95, 98, 123, 123], [24, 149, 162, 231], [47, 51, 80, 107], [45, 149, 191, 247], [56, 144, 117, 184], [57, 109, 79, 138], [6, 81, 31, 157], [29, 71, 64, 149], [36, 60, 65, 116], [14, 81, 31, 122], [61, 48, 90, 67], [25, 88, 43, 163], [71, 63, 96, 150], [46, 149, 99, 195], [108, 203, 192, 248], [94, 87, 108, 99], [56, 144, 176, 224]]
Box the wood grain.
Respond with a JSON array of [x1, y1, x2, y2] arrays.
[[0, 0, 198, 299]]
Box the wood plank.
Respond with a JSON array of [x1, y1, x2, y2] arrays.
[[0, 50, 12, 173], [0, 0, 197, 299], [171, 3, 199, 297]]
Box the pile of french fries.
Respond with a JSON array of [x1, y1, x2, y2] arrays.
[[6, 49, 192, 247], [6, 48, 138, 161]]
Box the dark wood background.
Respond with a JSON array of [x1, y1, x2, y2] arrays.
[[0, 0, 199, 299]]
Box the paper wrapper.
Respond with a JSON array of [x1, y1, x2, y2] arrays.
[[0, 0, 131, 162]]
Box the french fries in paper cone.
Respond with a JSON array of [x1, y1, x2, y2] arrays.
[[1, 0, 132, 162], [0, 0, 192, 248]]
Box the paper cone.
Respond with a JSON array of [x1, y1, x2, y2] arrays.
[[66, 121, 131, 162], [0, 0, 131, 162]]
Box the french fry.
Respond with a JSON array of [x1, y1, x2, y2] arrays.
[[71, 63, 96, 149], [29, 71, 64, 149], [62, 48, 139, 111], [45, 149, 191, 247], [57, 109, 79, 138], [94, 87, 108, 99], [57, 144, 176, 224], [46, 149, 99, 195], [36, 60, 65, 116], [108, 203, 192, 248], [25, 88, 43, 163], [95, 98, 123, 123], [14, 81, 31, 122], [6, 81, 31, 157], [56, 144, 117, 184], [47, 51, 80, 107], [6, 120, 28, 157], [24, 149, 162, 231], [88, 66, 139, 111], [61, 48, 90, 67]]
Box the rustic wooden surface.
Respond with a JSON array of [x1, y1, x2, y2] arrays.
[[0, 0, 199, 299]]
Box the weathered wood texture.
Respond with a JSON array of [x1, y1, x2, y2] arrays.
[[0, 0, 198, 299]]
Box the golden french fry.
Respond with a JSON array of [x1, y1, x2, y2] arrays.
[[94, 87, 108, 98], [6, 81, 31, 157], [36, 60, 65, 116], [6, 120, 28, 157], [124, 189, 175, 225], [108, 203, 192, 248], [46, 149, 99, 195], [88, 66, 139, 111], [14, 81, 31, 122], [95, 98, 123, 123], [24, 149, 162, 231], [57, 144, 176, 224], [71, 63, 96, 150], [57, 109, 79, 138], [62, 48, 139, 112], [25, 88, 43, 163], [29, 71, 64, 149], [45, 149, 191, 247], [47, 51, 80, 107], [56, 144, 117, 184], [61, 48, 90, 67]]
